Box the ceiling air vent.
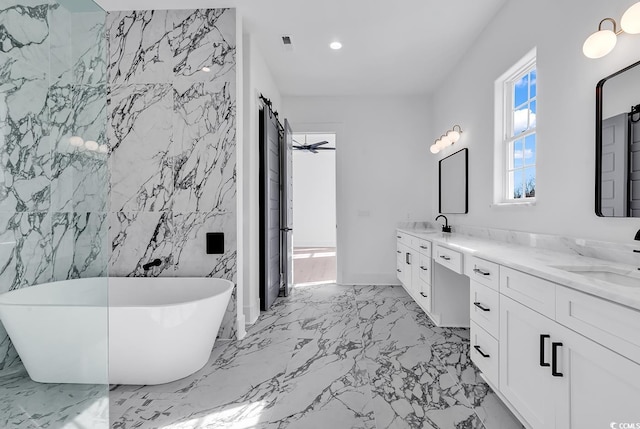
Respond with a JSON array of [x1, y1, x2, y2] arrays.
[[281, 35, 294, 51]]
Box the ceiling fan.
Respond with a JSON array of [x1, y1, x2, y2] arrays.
[[292, 139, 336, 153]]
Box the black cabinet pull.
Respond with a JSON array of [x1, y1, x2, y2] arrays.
[[552, 342, 563, 377], [473, 302, 490, 312], [420, 292, 428, 298], [634, 249, 640, 253], [406, 253, 412, 265], [473, 268, 491, 276], [539, 334, 550, 367], [397, 269, 401, 273], [439, 255, 451, 261], [473, 345, 490, 358], [420, 266, 428, 271], [397, 235, 401, 238], [397, 250, 401, 254], [420, 245, 429, 249]]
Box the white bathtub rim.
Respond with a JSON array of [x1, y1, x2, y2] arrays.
[[0, 277, 235, 309]]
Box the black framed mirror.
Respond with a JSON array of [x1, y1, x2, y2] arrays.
[[439, 148, 468, 214], [595, 59, 640, 217]]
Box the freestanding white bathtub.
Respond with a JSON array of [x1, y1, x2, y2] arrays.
[[0, 277, 233, 385]]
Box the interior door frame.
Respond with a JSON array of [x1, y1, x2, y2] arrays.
[[281, 120, 294, 296], [289, 122, 343, 285]]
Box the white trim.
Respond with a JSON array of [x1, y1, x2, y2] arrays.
[[494, 47, 537, 205]]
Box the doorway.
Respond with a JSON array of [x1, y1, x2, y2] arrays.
[[291, 133, 337, 286]]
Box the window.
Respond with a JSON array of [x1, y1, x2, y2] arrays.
[[494, 49, 537, 204]]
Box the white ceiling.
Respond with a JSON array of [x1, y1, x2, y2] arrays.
[[95, 0, 507, 96]]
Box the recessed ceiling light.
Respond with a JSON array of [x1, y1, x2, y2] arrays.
[[202, 66, 211, 72], [329, 41, 342, 50]]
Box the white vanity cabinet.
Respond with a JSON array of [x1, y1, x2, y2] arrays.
[[495, 269, 640, 429], [396, 231, 432, 312], [396, 230, 469, 327]]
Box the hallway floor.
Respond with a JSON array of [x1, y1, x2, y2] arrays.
[[108, 284, 523, 429], [293, 247, 336, 285]]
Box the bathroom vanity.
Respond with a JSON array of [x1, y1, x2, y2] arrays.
[[396, 227, 640, 429]]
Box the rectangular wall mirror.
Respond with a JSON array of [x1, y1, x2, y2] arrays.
[[596, 60, 640, 217], [439, 148, 468, 214]]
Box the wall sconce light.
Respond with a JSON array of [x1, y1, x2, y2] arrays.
[[430, 125, 463, 154], [583, 2, 640, 58]]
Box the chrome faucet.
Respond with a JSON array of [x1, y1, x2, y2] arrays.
[[435, 215, 452, 233]]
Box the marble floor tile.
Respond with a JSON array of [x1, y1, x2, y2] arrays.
[[0, 284, 523, 429]]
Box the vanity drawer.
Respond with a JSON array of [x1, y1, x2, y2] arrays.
[[415, 276, 432, 313], [500, 267, 556, 319], [468, 256, 499, 291], [556, 287, 640, 365], [396, 231, 413, 248], [434, 245, 463, 274], [416, 239, 432, 257], [418, 254, 431, 285], [470, 321, 499, 387], [471, 280, 500, 339]]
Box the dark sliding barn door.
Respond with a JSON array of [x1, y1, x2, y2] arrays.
[[260, 108, 281, 310]]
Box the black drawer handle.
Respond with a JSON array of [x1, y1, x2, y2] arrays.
[[397, 235, 401, 238], [473, 345, 490, 358], [420, 266, 428, 271], [420, 245, 429, 249], [397, 269, 401, 273], [473, 302, 490, 312], [397, 250, 401, 254], [420, 292, 428, 298], [439, 255, 451, 261], [406, 253, 411, 265], [473, 268, 491, 276], [539, 334, 550, 367], [634, 249, 640, 253], [552, 342, 563, 377]]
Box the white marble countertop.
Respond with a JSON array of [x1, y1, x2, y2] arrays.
[[397, 227, 640, 311]]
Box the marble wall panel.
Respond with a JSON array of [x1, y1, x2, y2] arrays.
[[106, 8, 238, 339]]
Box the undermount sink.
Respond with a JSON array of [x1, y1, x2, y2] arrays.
[[553, 265, 640, 288]]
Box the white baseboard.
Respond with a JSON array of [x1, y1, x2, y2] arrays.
[[243, 300, 260, 325]]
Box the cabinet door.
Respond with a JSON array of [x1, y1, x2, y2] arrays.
[[500, 295, 558, 429], [396, 243, 405, 284], [407, 249, 419, 297], [554, 322, 640, 429]]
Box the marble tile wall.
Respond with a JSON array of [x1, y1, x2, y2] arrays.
[[106, 9, 239, 339], [0, 2, 108, 370]]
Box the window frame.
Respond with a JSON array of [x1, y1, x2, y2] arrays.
[[494, 48, 537, 206]]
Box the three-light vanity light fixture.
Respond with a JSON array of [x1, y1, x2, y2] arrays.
[[583, 1, 640, 58], [430, 125, 462, 154]]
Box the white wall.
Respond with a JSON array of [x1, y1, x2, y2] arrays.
[[242, 32, 282, 324], [429, 0, 640, 244], [284, 96, 433, 285], [292, 136, 336, 247]]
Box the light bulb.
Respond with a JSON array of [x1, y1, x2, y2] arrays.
[[622, 2, 640, 34], [84, 140, 99, 151], [446, 129, 461, 143], [98, 144, 109, 154], [582, 29, 617, 58], [440, 135, 452, 146], [430, 144, 440, 154], [329, 41, 342, 50], [69, 136, 84, 147]]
